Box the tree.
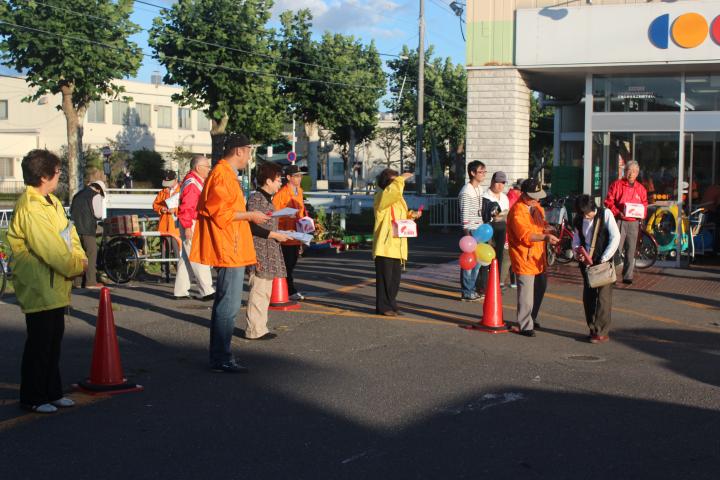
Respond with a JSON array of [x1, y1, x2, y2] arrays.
[[386, 45, 467, 190], [375, 126, 401, 169], [530, 93, 554, 176], [149, 0, 283, 164], [314, 33, 385, 190], [0, 0, 142, 197]]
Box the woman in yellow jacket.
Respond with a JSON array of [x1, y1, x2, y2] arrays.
[[8, 150, 87, 413], [372, 169, 421, 316]]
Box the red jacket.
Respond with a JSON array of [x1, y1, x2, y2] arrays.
[[177, 170, 204, 229], [604, 178, 648, 222]]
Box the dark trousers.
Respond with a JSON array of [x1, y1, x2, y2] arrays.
[[375, 256, 401, 314], [281, 245, 301, 295], [582, 279, 613, 336], [74, 234, 97, 287], [20, 307, 66, 406]]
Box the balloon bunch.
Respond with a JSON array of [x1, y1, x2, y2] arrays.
[[458, 224, 496, 270]]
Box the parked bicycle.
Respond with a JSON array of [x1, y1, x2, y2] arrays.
[[543, 196, 576, 266], [0, 245, 9, 299]]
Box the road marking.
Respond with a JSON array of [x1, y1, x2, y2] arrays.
[[335, 279, 375, 293]]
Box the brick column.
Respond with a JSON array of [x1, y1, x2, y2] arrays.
[[466, 68, 530, 187]]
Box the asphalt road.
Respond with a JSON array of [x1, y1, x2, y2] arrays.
[[1, 233, 719, 479]]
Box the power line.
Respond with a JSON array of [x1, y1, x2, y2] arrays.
[[0, 20, 388, 92]]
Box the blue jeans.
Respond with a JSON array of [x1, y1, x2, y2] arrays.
[[460, 264, 488, 297], [209, 266, 245, 366]]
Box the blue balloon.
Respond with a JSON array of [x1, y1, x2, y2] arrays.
[[472, 224, 493, 243]]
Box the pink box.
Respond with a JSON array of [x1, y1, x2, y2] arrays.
[[296, 216, 316, 233], [624, 203, 645, 219], [392, 219, 417, 238]]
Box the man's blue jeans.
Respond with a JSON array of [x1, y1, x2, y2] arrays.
[[209, 266, 245, 366], [460, 264, 488, 297]]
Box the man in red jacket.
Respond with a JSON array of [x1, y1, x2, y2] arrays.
[[604, 160, 648, 284], [174, 155, 215, 300]]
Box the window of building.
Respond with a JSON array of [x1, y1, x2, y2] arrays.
[[0, 157, 13, 177], [134, 103, 151, 126], [197, 112, 212, 131], [331, 161, 344, 177], [593, 75, 681, 113], [86, 100, 105, 123], [157, 105, 172, 128], [685, 75, 720, 111], [112, 101, 130, 125], [0, 100, 8, 120], [178, 108, 191, 130]]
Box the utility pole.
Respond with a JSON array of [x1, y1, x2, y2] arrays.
[[416, 0, 425, 194], [398, 73, 407, 173]]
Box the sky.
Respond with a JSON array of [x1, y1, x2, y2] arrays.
[[129, 0, 467, 84]]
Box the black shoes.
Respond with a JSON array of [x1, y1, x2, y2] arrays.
[[211, 360, 249, 373], [173, 295, 191, 300], [518, 329, 536, 337], [244, 332, 277, 340], [195, 293, 215, 301], [622, 279, 633, 285]]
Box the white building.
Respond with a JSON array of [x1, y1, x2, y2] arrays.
[[0, 75, 212, 192]]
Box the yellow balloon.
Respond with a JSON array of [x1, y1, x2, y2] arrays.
[[475, 243, 496, 266]]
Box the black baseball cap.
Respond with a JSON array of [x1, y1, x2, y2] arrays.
[[161, 170, 177, 187], [224, 133, 251, 150], [285, 165, 306, 176], [521, 178, 547, 200]]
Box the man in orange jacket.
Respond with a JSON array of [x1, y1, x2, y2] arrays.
[[507, 179, 559, 337], [190, 134, 269, 373], [272, 165, 307, 300], [152, 170, 181, 257]]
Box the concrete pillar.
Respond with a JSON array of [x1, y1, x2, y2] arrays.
[[466, 68, 530, 187]]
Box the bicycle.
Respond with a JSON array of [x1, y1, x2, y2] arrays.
[[0, 247, 9, 299], [544, 196, 576, 266]]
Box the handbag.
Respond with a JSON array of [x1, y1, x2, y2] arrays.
[[391, 206, 417, 238], [585, 213, 616, 288]]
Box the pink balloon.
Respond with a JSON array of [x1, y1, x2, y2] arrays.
[[459, 251, 477, 270], [459, 235, 477, 253]]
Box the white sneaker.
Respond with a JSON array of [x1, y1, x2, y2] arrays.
[[51, 397, 75, 408], [290, 292, 305, 301], [31, 403, 58, 414]]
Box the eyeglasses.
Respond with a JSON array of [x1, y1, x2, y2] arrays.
[[476, 170, 487, 175]]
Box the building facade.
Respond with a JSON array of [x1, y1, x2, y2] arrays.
[[0, 75, 212, 192], [467, 0, 720, 210]]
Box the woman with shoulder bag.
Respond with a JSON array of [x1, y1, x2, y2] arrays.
[[571, 195, 621, 344], [372, 169, 421, 316]]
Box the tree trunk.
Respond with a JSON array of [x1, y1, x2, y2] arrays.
[[60, 84, 80, 200], [304, 121, 319, 190], [346, 127, 356, 192], [210, 114, 229, 166]]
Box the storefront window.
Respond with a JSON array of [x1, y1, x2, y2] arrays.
[[684, 75, 720, 111], [592, 132, 679, 203], [593, 76, 681, 113]]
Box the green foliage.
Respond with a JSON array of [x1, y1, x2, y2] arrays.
[[149, 0, 283, 151], [314, 33, 385, 186], [0, 0, 142, 196], [170, 146, 193, 177], [530, 93, 554, 171], [130, 149, 164, 188], [386, 45, 467, 184]]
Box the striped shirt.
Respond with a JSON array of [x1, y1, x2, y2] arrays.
[[458, 183, 484, 232]]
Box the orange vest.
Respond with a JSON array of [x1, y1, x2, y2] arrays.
[[272, 183, 306, 246], [507, 200, 547, 276], [189, 160, 256, 267], [152, 184, 180, 237]]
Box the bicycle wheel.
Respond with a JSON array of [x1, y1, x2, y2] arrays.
[[103, 237, 140, 284], [635, 231, 658, 270], [546, 242, 557, 266], [555, 235, 575, 264]]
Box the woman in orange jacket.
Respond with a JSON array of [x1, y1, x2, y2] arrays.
[[272, 165, 307, 300], [152, 170, 181, 255]]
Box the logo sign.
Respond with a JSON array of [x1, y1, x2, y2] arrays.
[[649, 12, 720, 49], [287, 151, 297, 164]]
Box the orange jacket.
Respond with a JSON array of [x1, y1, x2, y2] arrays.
[[189, 160, 256, 267], [272, 183, 306, 246], [152, 184, 180, 237], [507, 200, 547, 276]]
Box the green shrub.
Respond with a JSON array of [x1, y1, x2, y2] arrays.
[[130, 149, 165, 187]]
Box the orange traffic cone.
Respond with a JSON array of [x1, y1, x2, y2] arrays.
[[75, 287, 144, 395], [467, 258, 508, 333], [268, 277, 301, 311]]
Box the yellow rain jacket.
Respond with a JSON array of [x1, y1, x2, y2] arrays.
[[372, 176, 413, 261], [8, 186, 86, 313]]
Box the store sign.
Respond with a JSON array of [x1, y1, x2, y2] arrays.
[[649, 13, 720, 49], [515, 2, 720, 67]]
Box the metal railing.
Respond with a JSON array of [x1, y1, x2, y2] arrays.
[[0, 180, 25, 195], [427, 197, 461, 228]]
